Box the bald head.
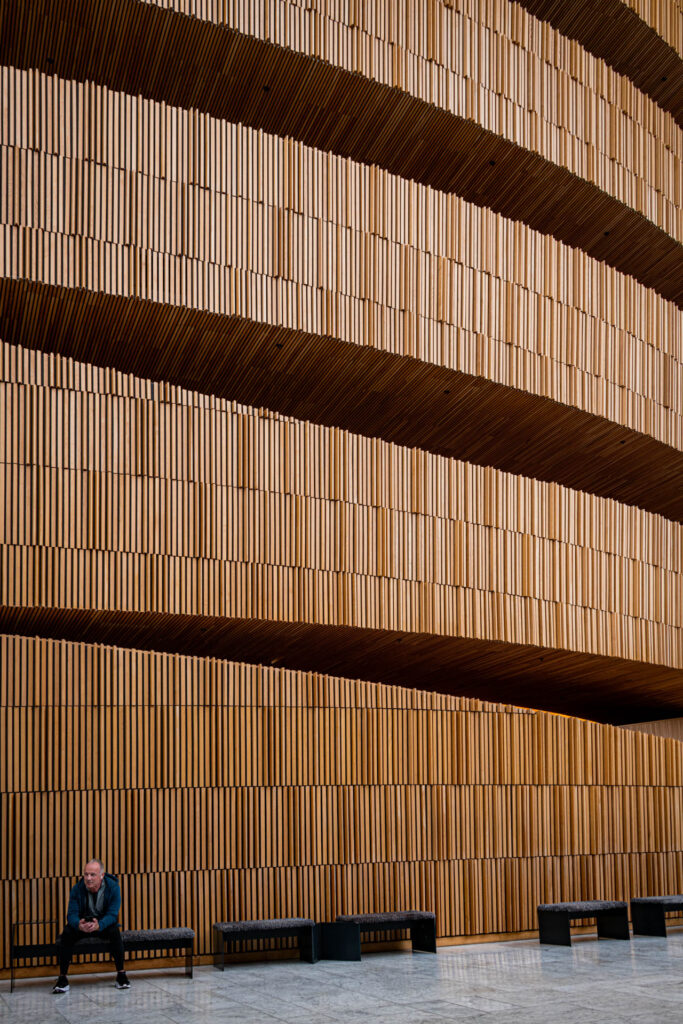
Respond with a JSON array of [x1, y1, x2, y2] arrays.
[[83, 860, 105, 892]]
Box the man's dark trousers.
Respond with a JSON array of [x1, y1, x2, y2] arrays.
[[57, 924, 125, 973]]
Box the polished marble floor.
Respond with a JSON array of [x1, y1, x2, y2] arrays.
[[4, 932, 683, 1024]]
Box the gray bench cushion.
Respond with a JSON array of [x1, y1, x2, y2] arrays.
[[538, 901, 626, 913], [122, 928, 194, 942], [214, 918, 314, 934], [631, 896, 683, 907], [57, 928, 194, 948], [337, 912, 435, 926]]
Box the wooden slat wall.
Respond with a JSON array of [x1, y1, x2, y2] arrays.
[[2, 632, 683, 972], [623, 718, 683, 741], [3, 7, 681, 307], [621, 0, 683, 58], [514, 0, 683, 127], [1, 337, 681, 679], [1, 0, 682, 982], [133, 0, 683, 244], [1, 68, 681, 460]]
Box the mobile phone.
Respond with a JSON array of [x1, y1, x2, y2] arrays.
[[84, 916, 95, 922]]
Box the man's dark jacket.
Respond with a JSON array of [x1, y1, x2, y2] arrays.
[[66, 873, 121, 931]]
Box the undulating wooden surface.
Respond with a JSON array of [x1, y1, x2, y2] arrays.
[[2, 0, 683, 979], [3, 633, 683, 972], [2, 280, 683, 524], [4, 607, 683, 723], [623, 717, 683, 741], [1, 4, 682, 305], [621, 0, 683, 59], [2, 339, 682, 720], [515, 0, 683, 125], [2, 68, 682, 520], [138, 0, 683, 229]]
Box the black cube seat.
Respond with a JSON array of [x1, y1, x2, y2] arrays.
[[319, 911, 437, 960], [631, 896, 683, 936], [537, 901, 630, 946], [212, 918, 317, 967]]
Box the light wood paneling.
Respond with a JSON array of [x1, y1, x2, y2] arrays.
[[2, 68, 682, 518], [515, 0, 683, 125], [135, 0, 683, 229], [1, 338, 682, 719], [623, 718, 683, 741], [1, 3, 682, 303], [621, 0, 683, 59], [3, 281, 682, 523], [2, 66, 680, 447], [2, 633, 683, 972], [1, 0, 682, 982], [4, 608, 683, 722]]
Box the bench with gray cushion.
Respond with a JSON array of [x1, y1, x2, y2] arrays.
[[212, 918, 317, 968], [9, 922, 195, 991], [318, 911, 437, 960], [631, 896, 683, 936], [537, 901, 630, 946]]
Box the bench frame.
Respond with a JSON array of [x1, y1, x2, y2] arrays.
[[537, 904, 630, 946], [319, 915, 437, 960], [212, 921, 318, 968], [9, 920, 194, 992], [631, 898, 683, 937]]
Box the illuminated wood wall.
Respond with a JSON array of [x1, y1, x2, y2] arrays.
[[133, 0, 682, 241], [1, 67, 682, 520], [1, 66, 681, 449], [1, 0, 682, 978], [621, 0, 683, 55], [1, 3, 682, 302], [1, 339, 681, 697], [515, 0, 683, 125], [3, 632, 683, 970], [624, 718, 683, 742]]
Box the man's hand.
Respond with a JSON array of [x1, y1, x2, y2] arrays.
[[78, 919, 100, 933]]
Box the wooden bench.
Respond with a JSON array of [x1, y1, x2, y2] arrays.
[[212, 918, 318, 968], [537, 901, 630, 946], [9, 922, 195, 992], [631, 896, 683, 936], [318, 911, 437, 960]]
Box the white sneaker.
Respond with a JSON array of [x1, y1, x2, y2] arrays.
[[52, 975, 70, 993]]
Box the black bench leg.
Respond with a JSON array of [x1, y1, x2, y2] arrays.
[[213, 932, 227, 971], [410, 920, 437, 953], [299, 926, 318, 964], [185, 946, 194, 978], [631, 903, 667, 937], [317, 922, 361, 961], [597, 909, 630, 941], [538, 911, 571, 946]]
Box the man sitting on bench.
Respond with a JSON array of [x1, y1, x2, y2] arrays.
[[53, 859, 129, 993]]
